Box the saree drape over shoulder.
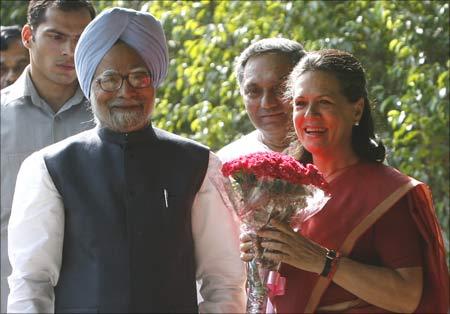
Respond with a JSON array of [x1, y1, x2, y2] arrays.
[[275, 162, 449, 313]]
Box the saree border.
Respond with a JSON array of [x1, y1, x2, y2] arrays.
[[304, 179, 420, 313]]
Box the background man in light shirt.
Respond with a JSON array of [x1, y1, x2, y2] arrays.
[[7, 7, 245, 313], [0, 1, 95, 312], [217, 38, 305, 162]]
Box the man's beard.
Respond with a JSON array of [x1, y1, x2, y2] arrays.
[[91, 97, 151, 133]]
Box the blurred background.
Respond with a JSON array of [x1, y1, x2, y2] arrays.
[[2, 0, 448, 263]]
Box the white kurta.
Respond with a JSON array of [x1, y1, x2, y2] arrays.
[[8, 150, 246, 313], [216, 129, 272, 163], [1, 67, 94, 313]]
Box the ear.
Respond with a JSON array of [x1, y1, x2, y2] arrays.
[[22, 24, 33, 49], [353, 97, 364, 123]]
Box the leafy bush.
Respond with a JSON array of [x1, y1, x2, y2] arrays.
[[2, 0, 448, 261]]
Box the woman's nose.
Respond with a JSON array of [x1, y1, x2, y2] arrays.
[[304, 102, 319, 117]]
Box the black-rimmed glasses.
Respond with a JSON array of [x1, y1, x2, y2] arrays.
[[96, 71, 152, 92]]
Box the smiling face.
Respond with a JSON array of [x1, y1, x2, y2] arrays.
[[23, 7, 92, 87], [91, 42, 155, 133], [292, 70, 363, 159], [241, 52, 294, 142]]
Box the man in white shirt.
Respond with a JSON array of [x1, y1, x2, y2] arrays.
[[7, 7, 245, 313], [217, 38, 305, 162], [0, 1, 95, 312]]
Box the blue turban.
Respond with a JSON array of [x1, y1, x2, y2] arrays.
[[74, 7, 169, 98]]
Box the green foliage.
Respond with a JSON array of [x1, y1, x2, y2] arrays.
[[0, 0, 27, 26], [147, 0, 450, 259], [1, 0, 448, 260]]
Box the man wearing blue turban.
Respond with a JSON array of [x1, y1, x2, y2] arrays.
[[7, 7, 246, 313]]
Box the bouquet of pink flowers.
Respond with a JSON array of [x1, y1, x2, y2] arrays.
[[222, 152, 329, 314]]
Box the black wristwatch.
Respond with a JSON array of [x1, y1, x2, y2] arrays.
[[320, 248, 337, 277]]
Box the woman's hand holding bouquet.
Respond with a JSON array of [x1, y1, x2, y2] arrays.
[[222, 152, 329, 313], [244, 219, 328, 275]]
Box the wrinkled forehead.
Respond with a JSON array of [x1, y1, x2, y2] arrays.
[[242, 52, 294, 87]]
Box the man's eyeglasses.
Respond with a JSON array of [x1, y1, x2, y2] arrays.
[[96, 71, 152, 92]]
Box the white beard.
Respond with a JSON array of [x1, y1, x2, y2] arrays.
[[90, 94, 151, 133]]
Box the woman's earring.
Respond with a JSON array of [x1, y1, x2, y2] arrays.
[[354, 121, 359, 126]]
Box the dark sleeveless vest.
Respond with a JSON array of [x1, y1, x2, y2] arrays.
[[43, 126, 209, 313]]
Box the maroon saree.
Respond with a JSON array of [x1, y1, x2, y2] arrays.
[[274, 162, 449, 313]]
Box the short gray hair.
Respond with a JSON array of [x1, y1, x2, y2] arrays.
[[235, 37, 305, 86]]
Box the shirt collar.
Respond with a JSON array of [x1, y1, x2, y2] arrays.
[[97, 123, 157, 146], [22, 66, 87, 115]]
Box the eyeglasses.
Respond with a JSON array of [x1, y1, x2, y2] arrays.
[[95, 71, 152, 92]]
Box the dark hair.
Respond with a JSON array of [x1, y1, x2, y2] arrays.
[[235, 37, 305, 86], [27, 0, 96, 29], [0, 25, 22, 51], [286, 49, 386, 164]]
